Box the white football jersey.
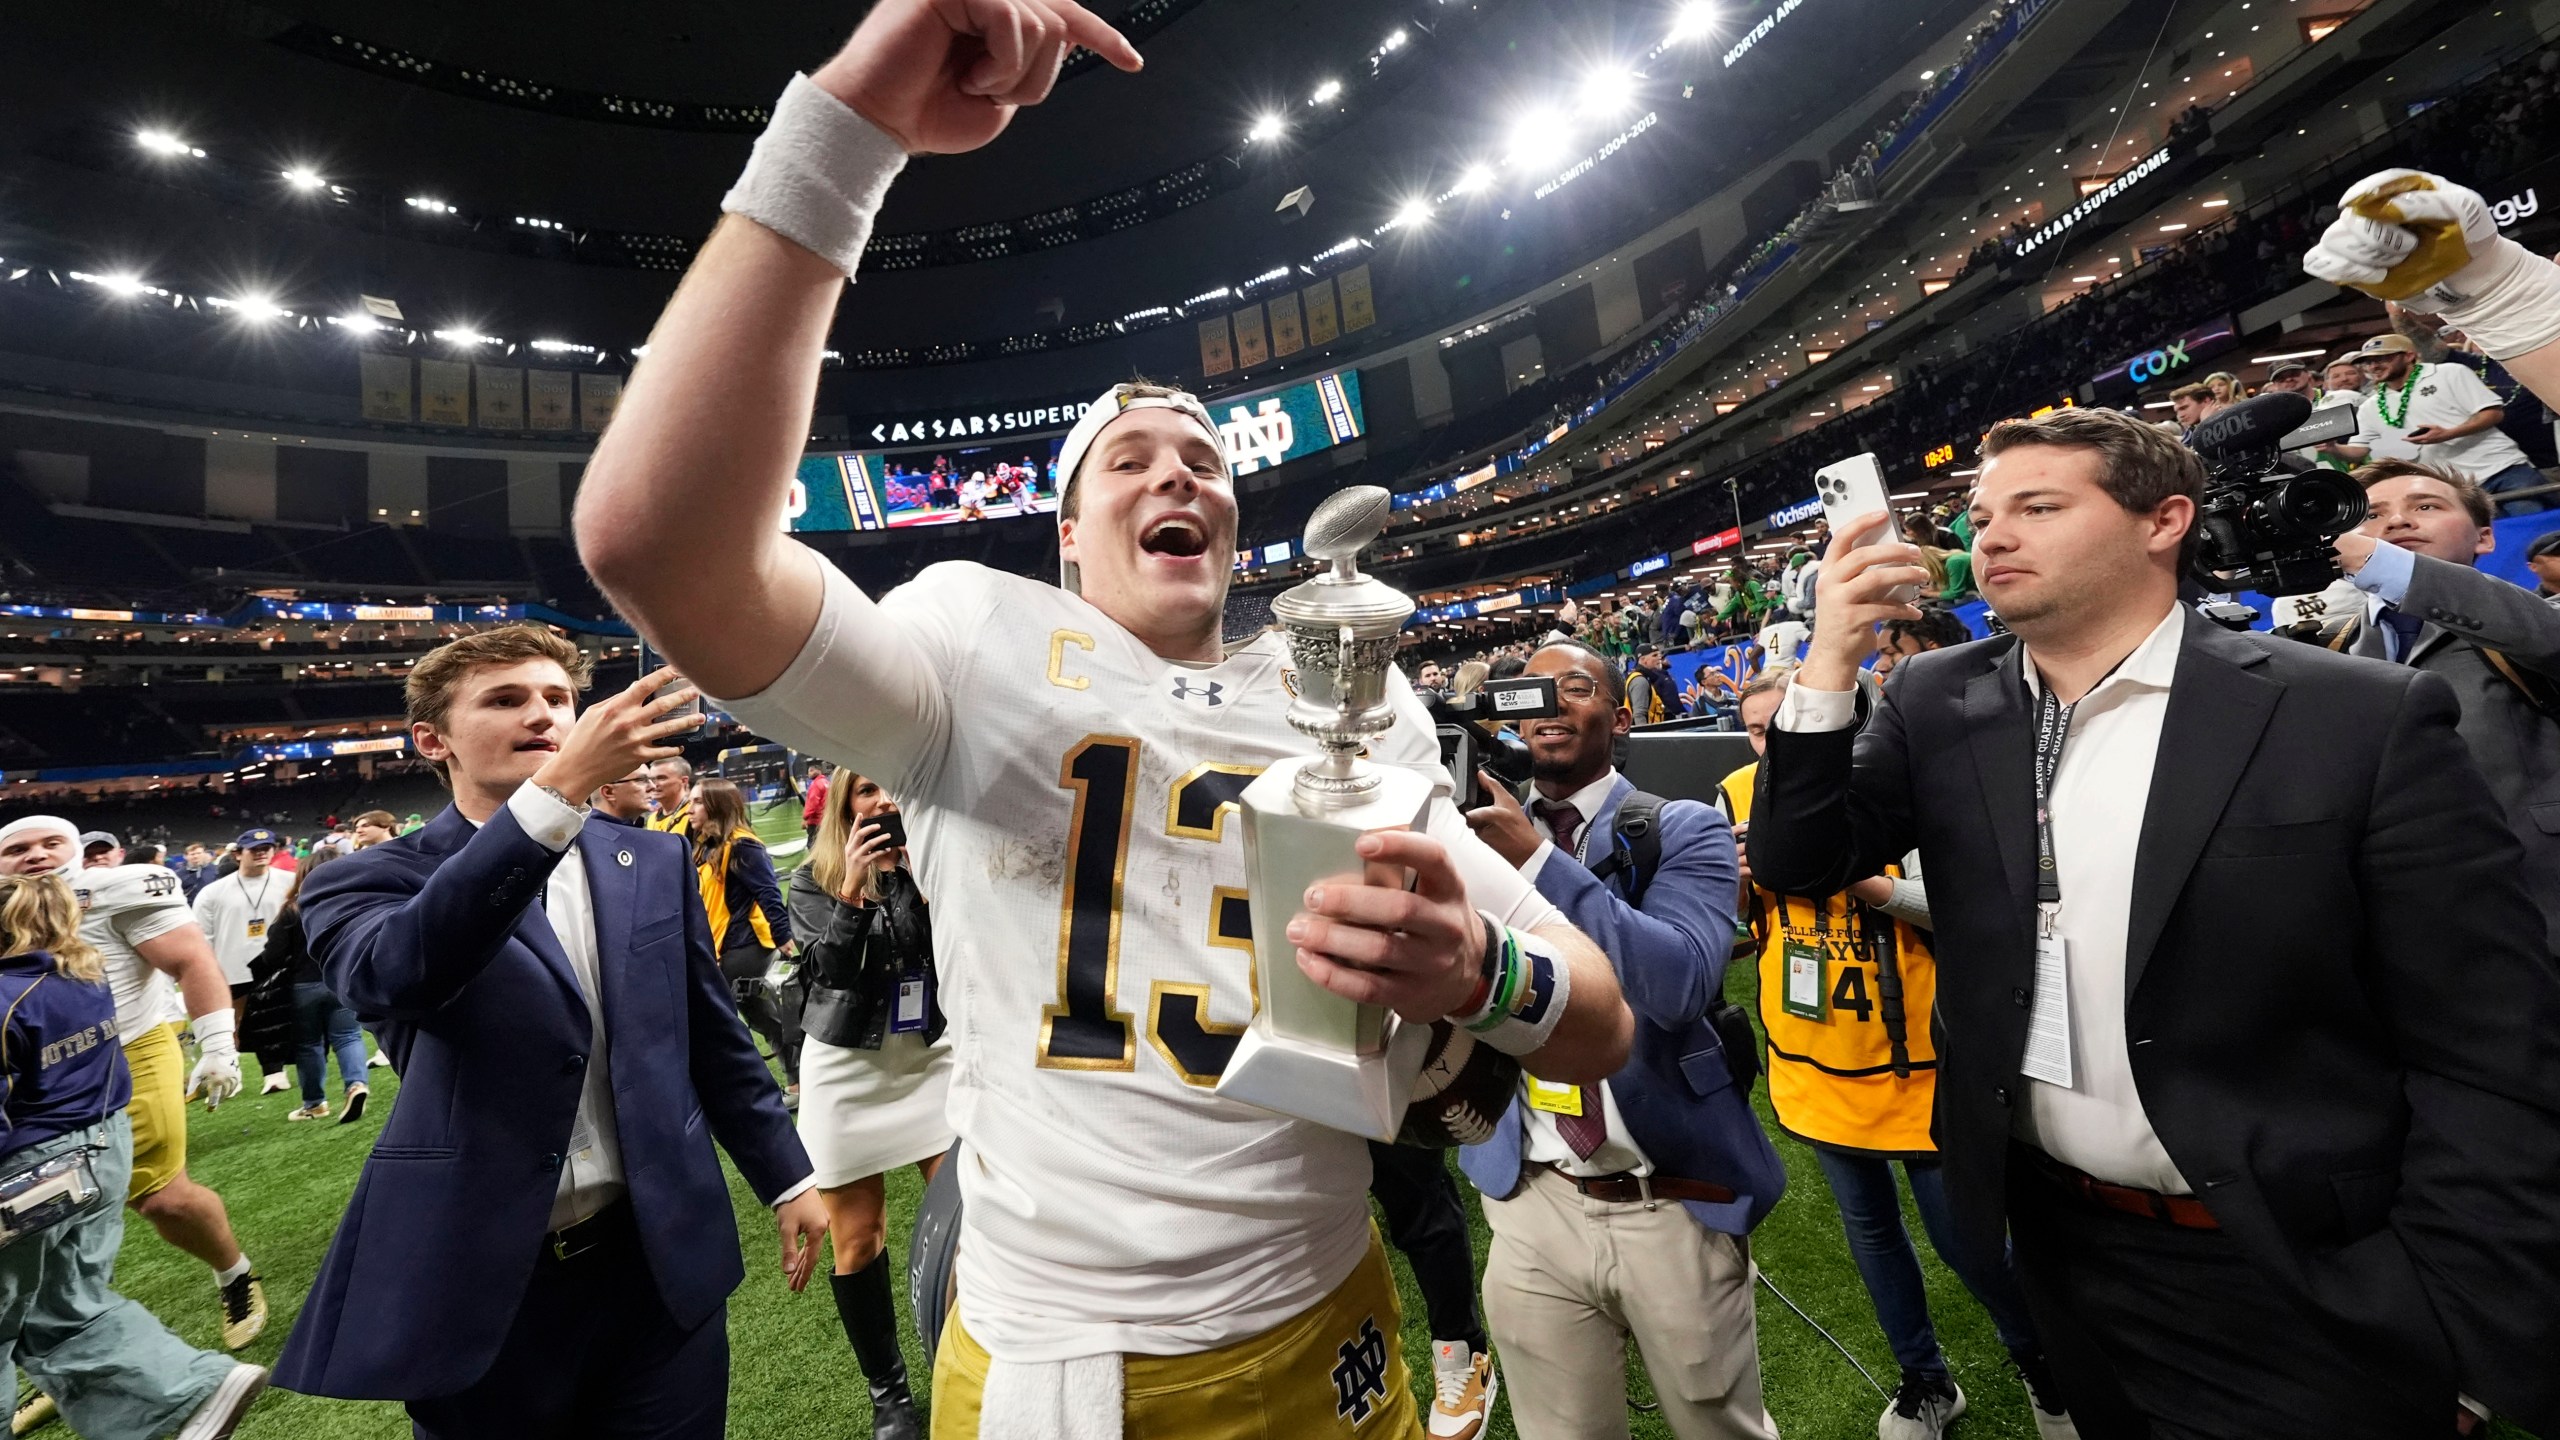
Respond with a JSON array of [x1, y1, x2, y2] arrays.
[[73, 864, 201, 1037], [726, 561, 1560, 1363]]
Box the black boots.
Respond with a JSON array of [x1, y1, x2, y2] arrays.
[[832, 1254, 922, 1440]]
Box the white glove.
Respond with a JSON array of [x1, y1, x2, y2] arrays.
[[186, 1008, 243, 1108], [2305, 169, 2560, 359]]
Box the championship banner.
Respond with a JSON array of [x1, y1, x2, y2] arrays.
[[527, 369, 575, 431], [577, 372, 624, 432], [357, 353, 412, 422], [1232, 304, 1271, 368], [1268, 291, 1306, 358], [1303, 279, 1341, 346], [475, 365, 525, 428], [1336, 264, 1377, 333], [1199, 314, 1235, 377], [418, 359, 471, 427]]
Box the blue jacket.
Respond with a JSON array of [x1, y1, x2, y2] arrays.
[[273, 803, 811, 1401], [1459, 774, 1786, 1235]]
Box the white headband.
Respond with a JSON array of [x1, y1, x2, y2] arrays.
[[1053, 385, 1224, 594], [0, 816, 82, 875]]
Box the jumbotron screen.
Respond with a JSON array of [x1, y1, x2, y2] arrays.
[[786, 369, 1364, 533]]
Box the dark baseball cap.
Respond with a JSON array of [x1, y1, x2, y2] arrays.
[[2267, 360, 2313, 380], [2528, 529, 2560, 561], [235, 827, 281, 849]]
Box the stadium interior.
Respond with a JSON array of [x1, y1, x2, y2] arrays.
[[5, 0, 2558, 1434]]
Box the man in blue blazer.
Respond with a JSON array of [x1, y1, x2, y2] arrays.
[[1461, 639, 1786, 1440], [274, 626, 828, 1439]]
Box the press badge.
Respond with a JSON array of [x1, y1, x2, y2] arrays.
[[891, 977, 929, 1034], [244, 919, 265, 939], [2019, 919, 2074, 1089], [1526, 1075, 1585, 1116], [1781, 941, 1828, 1020]]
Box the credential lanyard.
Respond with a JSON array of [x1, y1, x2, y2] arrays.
[[2030, 683, 2075, 912]]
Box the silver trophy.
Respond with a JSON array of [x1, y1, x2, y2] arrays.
[[1215, 486, 1436, 1140]]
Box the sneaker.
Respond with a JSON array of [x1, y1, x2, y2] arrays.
[[366, 1049, 391, 1068], [218, 1272, 268, 1349], [174, 1363, 267, 1440], [1877, 1369, 1965, 1440], [12, 1389, 55, 1436], [1427, 1340, 1498, 1440], [2010, 1350, 2080, 1440], [338, 1085, 368, 1125], [258, 1072, 290, 1096], [286, 1103, 328, 1122]]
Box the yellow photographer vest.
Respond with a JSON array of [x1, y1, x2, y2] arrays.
[[1725, 762, 1939, 1158]]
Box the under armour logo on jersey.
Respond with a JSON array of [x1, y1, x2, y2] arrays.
[[1331, 1316, 1389, 1424], [1169, 678, 1226, 708]]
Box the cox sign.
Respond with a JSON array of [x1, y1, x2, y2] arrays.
[[2092, 315, 2236, 396]]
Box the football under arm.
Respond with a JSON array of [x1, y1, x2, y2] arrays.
[[1428, 803, 1632, 1084], [134, 925, 233, 1023]]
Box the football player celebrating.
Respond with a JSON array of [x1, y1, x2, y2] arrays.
[[0, 818, 267, 1359], [575, 2, 1631, 1436]]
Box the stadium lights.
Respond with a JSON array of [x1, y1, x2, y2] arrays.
[[2249, 349, 2328, 363], [433, 327, 498, 346], [1310, 79, 1343, 105], [1450, 164, 1495, 195], [405, 196, 455, 215], [1504, 108, 1570, 168], [330, 313, 384, 334], [1669, 1, 1718, 42], [1918, 68, 1937, 81], [528, 338, 595, 354], [1382, 28, 1408, 51], [1247, 113, 1285, 143], [516, 215, 566, 231], [1578, 67, 1638, 118], [136, 129, 204, 158], [209, 294, 288, 322], [1384, 198, 1434, 231], [281, 167, 326, 191], [1181, 287, 1232, 310], [69, 269, 163, 299]]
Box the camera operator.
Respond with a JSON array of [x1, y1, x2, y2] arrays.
[[1747, 406, 2560, 1438], [2318, 458, 2560, 952], [1457, 638, 1786, 1440]]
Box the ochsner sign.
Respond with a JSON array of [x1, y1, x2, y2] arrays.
[[2010, 147, 2173, 258]]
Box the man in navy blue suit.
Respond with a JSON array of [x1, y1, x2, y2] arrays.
[[1461, 639, 1787, 1440], [273, 626, 828, 1438]]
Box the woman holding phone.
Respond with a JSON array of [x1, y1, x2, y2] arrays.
[[788, 768, 951, 1440]]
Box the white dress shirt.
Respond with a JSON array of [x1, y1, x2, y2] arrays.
[[1775, 604, 2193, 1193], [1515, 767, 1657, 1179], [498, 783, 813, 1229]]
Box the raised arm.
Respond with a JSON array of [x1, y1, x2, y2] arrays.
[[2306, 170, 2560, 415], [573, 0, 1142, 697]]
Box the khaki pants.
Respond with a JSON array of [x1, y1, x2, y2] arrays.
[[1483, 1168, 1777, 1440]]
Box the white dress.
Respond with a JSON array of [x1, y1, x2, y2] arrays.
[[798, 1028, 955, 1188]]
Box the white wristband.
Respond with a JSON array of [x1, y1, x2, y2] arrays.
[[1456, 918, 1572, 1058], [720, 73, 910, 280], [191, 1007, 237, 1047], [2429, 236, 2560, 361]]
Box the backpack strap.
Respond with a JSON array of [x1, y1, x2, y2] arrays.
[[2480, 646, 2560, 720], [1586, 789, 1667, 908]]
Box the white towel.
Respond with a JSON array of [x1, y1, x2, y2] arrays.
[[977, 1352, 1123, 1440]]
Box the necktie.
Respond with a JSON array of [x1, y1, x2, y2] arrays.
[[1528, 798, 1608, 1159], [1534, 800, 1583, 860], [2378, 603, 2426, 663]]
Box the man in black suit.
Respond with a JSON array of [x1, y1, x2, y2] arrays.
[[1747, 407, 2560, 1439]]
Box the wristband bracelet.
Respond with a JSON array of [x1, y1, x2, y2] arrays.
[[1453, 918, 1570, 1057], [720, 73, 910, 280]]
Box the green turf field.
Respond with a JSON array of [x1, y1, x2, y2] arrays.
[[106, 815, 2537, 1438]]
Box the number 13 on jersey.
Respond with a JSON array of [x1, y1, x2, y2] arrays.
[[1039, 736, 1263, 1086]]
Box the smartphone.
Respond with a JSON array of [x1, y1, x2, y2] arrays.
[[1814, 453, 1922, 606], [868, 812, 908, 851], [636, 640, 703, 719]]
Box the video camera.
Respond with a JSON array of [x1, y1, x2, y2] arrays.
[[2183, 391, 2368, 597], [1427, 675, 1559, 812]]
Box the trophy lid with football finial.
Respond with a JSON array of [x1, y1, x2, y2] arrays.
[[1270, 486, 1412, 637], [1272, 487, 1412, 769]]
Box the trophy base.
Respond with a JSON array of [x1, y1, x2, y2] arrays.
[[1220, 1014, 1438, 1143]]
